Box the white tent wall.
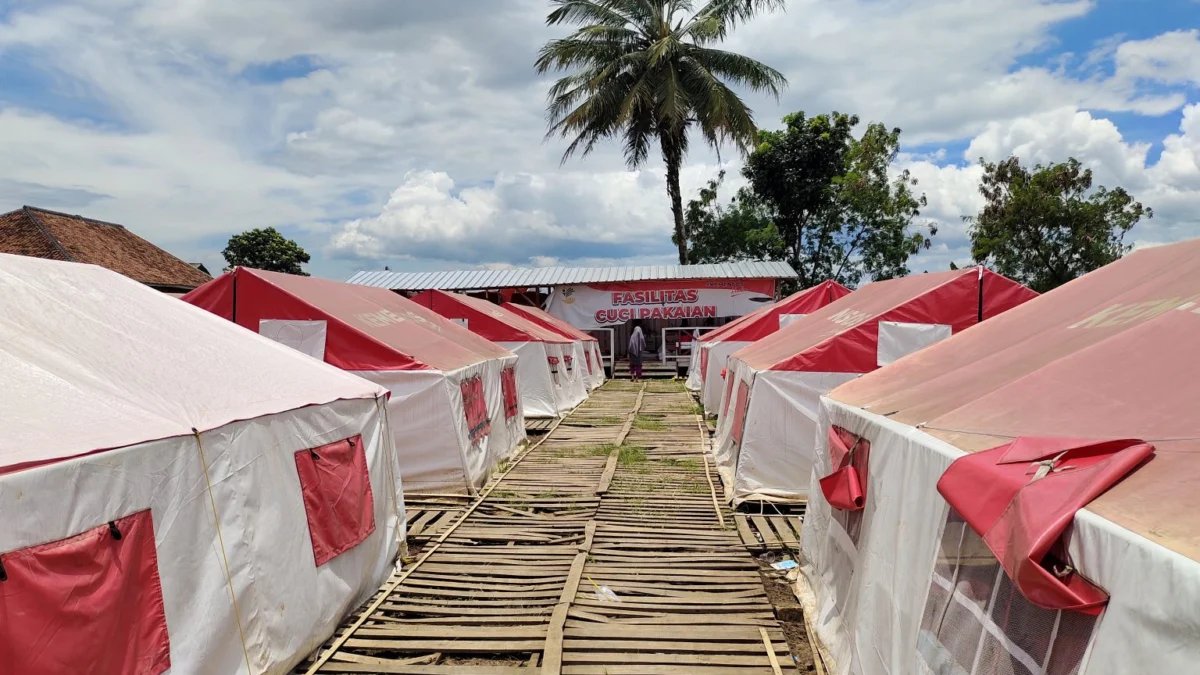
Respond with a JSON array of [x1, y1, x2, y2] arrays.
[[482, 352, 527, 467], [685, 345, 703, 391], [700, 340, 752, 416], [571, 340, 603, 392], [500, 341, 563, 418], [711, 358, 754, 496], [551, 341, 589, 409], [0, 397, 402, 675], [729, 370, 859, 503], [356, 369, 483, 494], [589, 342, 607, 387], [800, 398, 1200, 675]]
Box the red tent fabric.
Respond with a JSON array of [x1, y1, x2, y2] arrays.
[[411, 290, 585, 417], [702, 280, 851, 344], [736, 268, 1037, 373], [802, 239, 1200, 675], [184, 268, 510, 372], [688, 281, 852, 409], [503, 302, 607, 389], [412, 290, 572, 344], [712, 267, 1037, 504], [502, 302, 599, 343], [183, 268, 525, 494], [833, 241, 1200, 563]]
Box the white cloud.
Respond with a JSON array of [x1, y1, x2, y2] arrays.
[[899, 104, 1200, 264], [327, 166, 724, 264], [966, 107, 1153, 187], [0, 0, 1197, 279]]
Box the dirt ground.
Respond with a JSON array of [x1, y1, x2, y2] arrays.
[[758, 557, 818, 672]]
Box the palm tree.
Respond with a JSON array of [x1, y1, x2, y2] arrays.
[[536, 0, 787, 265]]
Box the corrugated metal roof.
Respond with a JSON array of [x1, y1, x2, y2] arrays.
[[345, 262, 798, 290]]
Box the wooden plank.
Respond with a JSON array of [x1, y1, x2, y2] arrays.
[[761, 627, 785, 675], [751, 515, 782, 549], [734, 514, 758, 550], [306, 384, 806, 674], [542, 551, 588, 674]]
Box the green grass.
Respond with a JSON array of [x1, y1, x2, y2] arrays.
[[548, 444, 619, 459], [633, 415, 666, 431], [617, 446, 648, 466], [660, 457, 700, 471], [593, 416, 625, 425]]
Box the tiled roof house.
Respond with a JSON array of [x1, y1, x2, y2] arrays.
[[0, 206, 212, 292]]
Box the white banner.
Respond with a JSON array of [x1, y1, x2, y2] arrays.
[[546, 280, 776, 330]]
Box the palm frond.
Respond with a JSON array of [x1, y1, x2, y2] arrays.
[[683, 0, 786, 43], [684, 45, 785, 97], [546, 0, 635, 28]]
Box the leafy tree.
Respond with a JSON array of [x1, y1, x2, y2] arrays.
[[684, 171, 781, 264], [535, 0, 787, 265], [686, 111, 934, 287], [966, 157, 1152, 293], [222, 227, 311, 276]]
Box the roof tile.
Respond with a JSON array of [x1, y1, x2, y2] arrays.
[[0, 207, 212, 290]]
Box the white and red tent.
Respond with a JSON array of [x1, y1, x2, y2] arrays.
[[0, 254, 403, 674], [413, 290, 587, 417], [713, 268, 1036, 504], [184, 268, 525, 495], [801, 239, 1200, 675], [503, 301, 606, 391], [686, 280, 850, 414]]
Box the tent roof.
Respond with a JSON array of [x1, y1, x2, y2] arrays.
[[830, 240, 1200, 562], [0, 254, 384, 474], [412, 290, 572, 344], [184, 268, 511, 372], [502, 302, 598, 342], [701, 280, 851, 344], [735, 268, 1036, 373]]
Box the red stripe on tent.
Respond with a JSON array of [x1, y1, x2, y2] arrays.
[[502, 302, 599, 344], [184, 268, 509, 372], [702, 280, 852, 344], [415, 290, 571, 344], [0, 509, 171, 675]]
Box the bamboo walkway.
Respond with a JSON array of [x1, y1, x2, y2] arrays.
[[298, 381, 797, 674]]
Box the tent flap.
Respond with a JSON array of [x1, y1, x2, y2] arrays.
[[937, 436, 1155, 614], [0, 509, 171, 675], [818, 426, 870, 511], [294, 435, 376, 567]]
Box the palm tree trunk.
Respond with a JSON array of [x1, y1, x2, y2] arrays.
[[661, 134, 687, 265]]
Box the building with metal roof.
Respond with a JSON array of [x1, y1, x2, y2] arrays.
[[346, 262, 797, 291]]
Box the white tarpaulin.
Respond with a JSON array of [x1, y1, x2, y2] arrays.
[[0, 254, 404, 675]]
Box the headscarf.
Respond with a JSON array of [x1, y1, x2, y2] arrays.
[[628, 325, 646, 355]]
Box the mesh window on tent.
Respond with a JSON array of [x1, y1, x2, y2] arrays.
[[0, 509, 171, 675], [917, 509, 1098, 675], [294, 435, 376, 567]]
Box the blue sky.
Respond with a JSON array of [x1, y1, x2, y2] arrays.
[[0, 0, 1197, 280]]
